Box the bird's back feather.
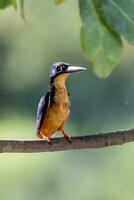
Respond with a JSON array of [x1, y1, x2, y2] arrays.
[[36, 92, 50, 131], [36, 85, 56, 132]]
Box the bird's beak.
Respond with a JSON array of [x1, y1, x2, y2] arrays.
[[67, 66, 87, 73]]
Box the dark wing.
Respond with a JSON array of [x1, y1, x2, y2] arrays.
[[36, 92, 50, 131]]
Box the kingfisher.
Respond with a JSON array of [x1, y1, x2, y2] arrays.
[[36, 62, 86, 143]]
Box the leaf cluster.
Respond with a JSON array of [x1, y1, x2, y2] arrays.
[[0, 0, 134, 78], [55, 0, 134, 78]]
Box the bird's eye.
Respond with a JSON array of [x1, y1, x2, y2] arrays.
[[56, 66, 61, 71], [62, 65, 67, 70]]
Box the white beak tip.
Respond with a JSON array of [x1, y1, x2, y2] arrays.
[[68, 66, 87, 73], [81, 67, 87, 70]]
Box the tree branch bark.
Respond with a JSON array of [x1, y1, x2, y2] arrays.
[[0, 128, 134, 153]]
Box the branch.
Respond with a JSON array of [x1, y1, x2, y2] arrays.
[[0, 128, 134, 153]]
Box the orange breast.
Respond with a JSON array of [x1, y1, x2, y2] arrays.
[[41, 87, 70, 137]]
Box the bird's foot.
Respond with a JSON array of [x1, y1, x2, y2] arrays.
[[62, 131, 72, 143], [44, 136, 52, 145], [38, 131, 52, 144]]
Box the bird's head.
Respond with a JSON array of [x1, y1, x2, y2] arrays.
[[50, 62, 86, 85]]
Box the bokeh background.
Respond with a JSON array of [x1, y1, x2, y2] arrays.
[[0, 0, 134, 199]]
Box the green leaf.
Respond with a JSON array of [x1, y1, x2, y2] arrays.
[[54, 0, 65, 5], [0, 0, 17, 9], [98, 0, 134, 44], [0, 0, 11, 9], [79, 0, 122, 78], [0, 0, 25, 19]]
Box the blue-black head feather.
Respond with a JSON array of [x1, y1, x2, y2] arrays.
[[49, 62, 87, 85], [50, 62, 70, 78]]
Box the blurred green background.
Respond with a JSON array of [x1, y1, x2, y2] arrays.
[[0, 0, 134, 199]]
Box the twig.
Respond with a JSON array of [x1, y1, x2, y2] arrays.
[[0, 128, 134, 153]]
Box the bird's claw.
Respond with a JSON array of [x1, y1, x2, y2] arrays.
[[65, 136, 72, 144], [40, 133, 52, 144], [45, 137, 52, 145], [63, 133, 72, 143]]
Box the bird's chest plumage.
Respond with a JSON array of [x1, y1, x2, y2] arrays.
[[42, 86, 70, 136], [52, 87, 70, 122], [55, 88, 70, 114]]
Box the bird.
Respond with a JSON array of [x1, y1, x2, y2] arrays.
[[36, 62, 86, 144]]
